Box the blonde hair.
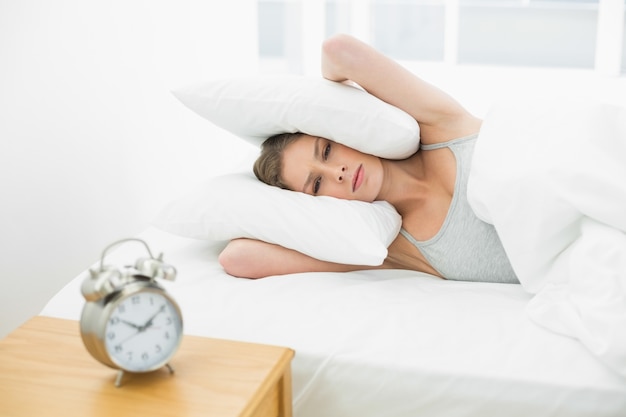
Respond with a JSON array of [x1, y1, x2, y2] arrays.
[[253, 132, 304, 190]]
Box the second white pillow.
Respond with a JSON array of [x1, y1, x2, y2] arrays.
[[153, 172, 402, 266]]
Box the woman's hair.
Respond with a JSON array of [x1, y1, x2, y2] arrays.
[[253, 132, 304, 190]]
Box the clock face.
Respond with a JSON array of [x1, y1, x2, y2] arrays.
[[104, 291, 182, 372]]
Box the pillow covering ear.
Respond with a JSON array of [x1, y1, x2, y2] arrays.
[[172, 75, 420, 159], [153, 172, 402, 266]]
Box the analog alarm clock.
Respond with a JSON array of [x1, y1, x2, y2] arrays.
[[79, 238, 183, 387]]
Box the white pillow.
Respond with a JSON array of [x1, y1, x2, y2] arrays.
[[153, 172, 402, 266], [172, 75, 420, 159]]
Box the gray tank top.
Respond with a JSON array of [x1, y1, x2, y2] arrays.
[[400, 134, 519, 284]]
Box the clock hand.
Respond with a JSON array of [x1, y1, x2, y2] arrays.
[[112, 305, 168, 349], [113, 316, 151, 347], [120, 319, 142, 330], [140, 304, 166, 331], [115, 327, 142, 346]]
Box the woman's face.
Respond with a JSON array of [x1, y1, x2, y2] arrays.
[[281, 134, 384, 202]]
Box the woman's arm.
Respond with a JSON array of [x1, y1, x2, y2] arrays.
[[321, 34, 481, 144], [219, 238, 378, 279]]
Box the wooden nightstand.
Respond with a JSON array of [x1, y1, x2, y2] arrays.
[[0, 316, 294, 417]]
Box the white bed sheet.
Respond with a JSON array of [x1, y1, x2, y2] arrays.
[[41, 227, 626, 417]]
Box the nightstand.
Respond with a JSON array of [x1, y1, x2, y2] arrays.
[[0, 316, 294, 417]]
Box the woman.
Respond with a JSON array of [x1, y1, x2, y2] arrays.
[[219, 33, 518, 283]]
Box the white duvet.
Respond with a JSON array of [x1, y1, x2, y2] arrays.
[[468, 99, 626, 377]]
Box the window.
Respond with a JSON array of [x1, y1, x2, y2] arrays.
[[457, 1, 599, 68], [258, 0, 624, 74], [370, 1, 446, 61]]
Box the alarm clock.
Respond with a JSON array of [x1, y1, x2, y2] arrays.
[[79, 238, 183, 387]]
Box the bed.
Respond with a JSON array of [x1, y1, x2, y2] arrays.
[[41, 75, 626, 416], [41, 226, 626, 417]]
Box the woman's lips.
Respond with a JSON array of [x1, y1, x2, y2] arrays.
[[353, 164, 364, 192]]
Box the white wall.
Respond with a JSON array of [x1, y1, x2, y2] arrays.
[[0, 0, 260, 338]]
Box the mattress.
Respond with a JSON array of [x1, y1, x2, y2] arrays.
[[41, 227, 626, 417]]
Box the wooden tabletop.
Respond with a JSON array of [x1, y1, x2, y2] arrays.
[[0, 316, 294, 417]]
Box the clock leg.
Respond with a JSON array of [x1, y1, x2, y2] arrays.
[[165, 363, 175, 374], [115, 370, 125, 388]]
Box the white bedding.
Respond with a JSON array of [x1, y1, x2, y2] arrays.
[[42, 227, 626, 416], [468, 99, 626, 378]]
